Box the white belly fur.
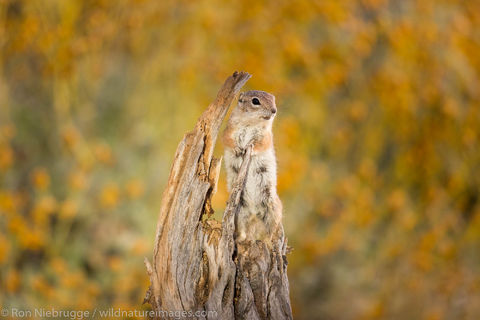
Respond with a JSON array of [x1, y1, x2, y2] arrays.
[[224, 139, 281, 241]]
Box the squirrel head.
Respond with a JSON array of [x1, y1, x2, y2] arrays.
[[236, 90, 277, 122]]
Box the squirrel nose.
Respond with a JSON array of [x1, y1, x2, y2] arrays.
[[271, 107, 277, 114]]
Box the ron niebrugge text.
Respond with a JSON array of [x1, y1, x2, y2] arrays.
[[1, 308, 218, 319]]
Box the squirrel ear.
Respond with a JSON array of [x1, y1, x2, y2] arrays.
[[238, 92, 244, 102]]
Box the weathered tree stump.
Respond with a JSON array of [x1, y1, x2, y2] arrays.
[[144, 71, 293, 320]]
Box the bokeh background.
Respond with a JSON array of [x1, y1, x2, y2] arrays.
[[1, 0, 480, 319]]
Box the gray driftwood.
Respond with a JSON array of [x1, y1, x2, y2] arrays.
[[144, 71, 293, 320]]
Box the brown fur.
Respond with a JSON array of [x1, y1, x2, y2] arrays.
[[253, 131, 273, 153]]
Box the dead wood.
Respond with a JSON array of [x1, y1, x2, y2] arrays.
[[144, 71, 293, 320]]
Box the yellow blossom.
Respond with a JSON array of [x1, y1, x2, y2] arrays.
[[31, 167, 50, 190], [32, 195, 57, 225], [49, 257, 67, 275], [61, 270, 84, 288], [86, 282, 100, 297], [8, 215, 27, 235], [130, 239, 149, 256], [32, 275, 54, 298], [0, 144, 14, 170], [0, 191, 16, 214], [125, 179, 144, 199], [412, 250, 433, 272], [94, 142, 114, 165], [68, 170, 88, 190], [19, 227, 45, 250], [61, 125, 80, 149], [5, 269, 20, 293], [424, 309, 443, 320], [108, 256, 123, 271], [362, 300, 385, 319], [100, 183, 120, 209], [59, 199, 78, 219], [387, 189, 407, 212], [0, 234, 10, 264]]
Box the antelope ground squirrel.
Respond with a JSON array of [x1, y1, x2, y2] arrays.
[[222, 90, 282, 243]]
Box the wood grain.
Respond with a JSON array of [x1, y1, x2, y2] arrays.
[[144, 71, 293, 319]]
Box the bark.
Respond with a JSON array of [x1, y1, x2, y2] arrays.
[[144, 71, 293, 320]]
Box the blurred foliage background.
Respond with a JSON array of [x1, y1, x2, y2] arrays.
[[1, 0, 480, 319]]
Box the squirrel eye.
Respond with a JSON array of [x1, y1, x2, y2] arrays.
[[252, 98, 261, 105]]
